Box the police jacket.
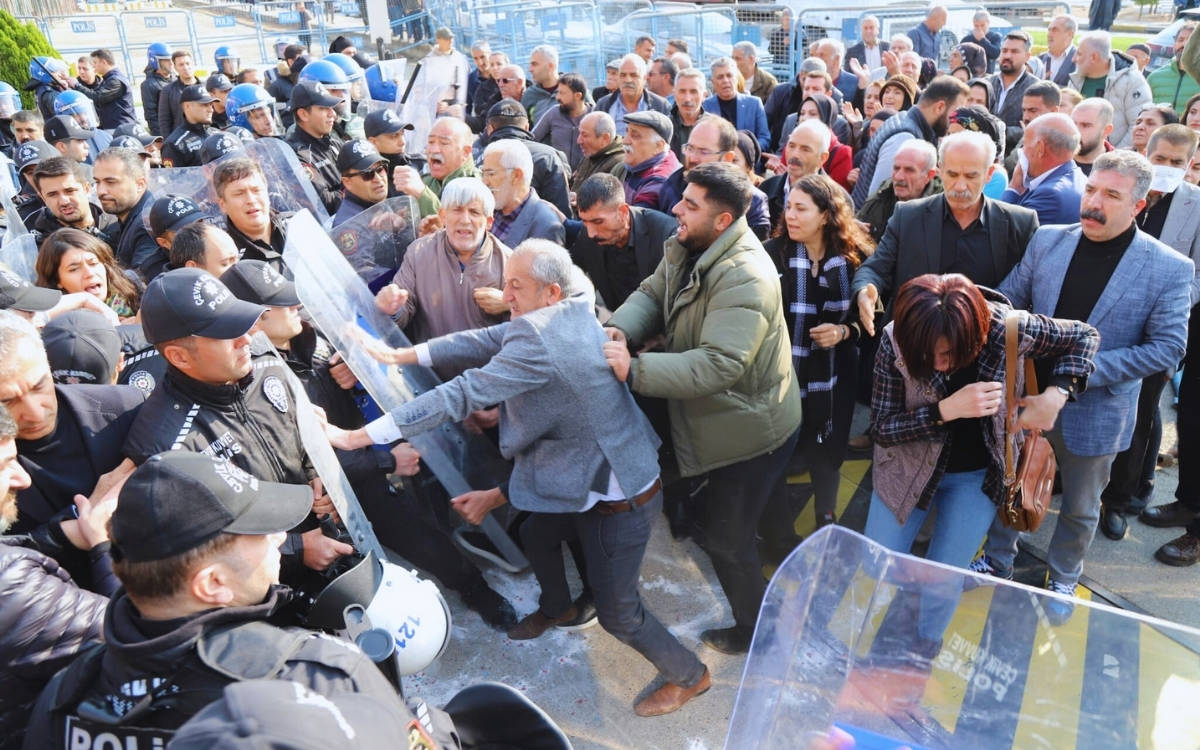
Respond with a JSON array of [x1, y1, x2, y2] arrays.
[[122, 358, 315, 578], [34, 83, 60, 120], [0, 536, 108, 750], [140, 67, 173, 136], [486, 125, 571, 216], [22, 586, 397, 750], [156, 77, 193, 139], [110, 189, 158, 277], [161, 121, 218, 168], [285, 126, 344, 214], [0, 121, 14, 160], [13, 187, 44, 225], [223, 209, 293, 277], [73, 68, 138, 130], [268, 74, 296, 128]]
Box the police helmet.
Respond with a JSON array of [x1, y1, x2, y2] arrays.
[[225, 83, 279, 137], [29, 56, 68, 86], [147, 42, 170, 68], [53, 90, 99, 129], [0, 82, 19, 119]]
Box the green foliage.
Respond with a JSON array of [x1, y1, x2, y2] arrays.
[[0, 10, 61, 109]]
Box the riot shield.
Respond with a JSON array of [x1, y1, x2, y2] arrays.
[[283, 210, 527, 571], [0, 169, 37, 281], [728, 525, 1200, 750], [328, 196, 418, 286]]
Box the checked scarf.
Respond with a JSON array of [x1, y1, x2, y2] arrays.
[[790, 247, 851, 441]]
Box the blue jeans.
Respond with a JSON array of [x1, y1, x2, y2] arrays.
[[864, 468, 995, 641]]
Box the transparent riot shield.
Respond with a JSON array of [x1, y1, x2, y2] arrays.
[[398, 79, 448, 165], [0, 168, 38, 281], [142, 137, 334, 235], [282, 210, 528, 571], [728, 525, 1200, 750], [329, 196, 417, 285]]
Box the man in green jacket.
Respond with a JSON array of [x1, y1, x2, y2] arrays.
[[1148, 23, 1199, 112], [391, 115, 480, 218], [603, 162, 803, 655]]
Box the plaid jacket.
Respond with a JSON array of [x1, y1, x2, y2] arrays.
[[869, 293, 1098, 523]]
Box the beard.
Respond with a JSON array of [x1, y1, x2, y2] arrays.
[[0, 491, 16, 535], [999, 59, 1016, 75], [932, 112, 951, 137]]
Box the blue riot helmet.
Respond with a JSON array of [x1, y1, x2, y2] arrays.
[[0, 82, 19, 119], [53, 90, 99, 129], [225, 83, 282, 137], [214, 46, 241, 77], [364, 64, 398, 102], [325, 53, 368, 107], [147, 42, 170, 69], [29, 56, 68, 86], [298, 58, 352, 117]]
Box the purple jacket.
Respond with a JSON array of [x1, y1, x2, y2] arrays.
[[623, 149, 682, 214]]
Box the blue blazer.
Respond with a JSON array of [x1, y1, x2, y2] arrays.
[[998, 225, 1193, 456], [701, 93, 770, 151], [999, 160, 1087, 226]]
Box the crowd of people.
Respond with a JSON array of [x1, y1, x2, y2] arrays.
[[1, 5, 1199, 746]]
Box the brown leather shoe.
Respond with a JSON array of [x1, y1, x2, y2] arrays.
[[1155, 533, 1200, 567], [634, 667, 711, 717], [506, 607, 577, 640]]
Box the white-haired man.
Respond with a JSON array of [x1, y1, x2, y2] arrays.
[[732, 41, 777, 103], [700, 57, 769, 151], [595, 54, 671, 137], [481, 139, 564, 246], [1069, 31, 1152, 148]]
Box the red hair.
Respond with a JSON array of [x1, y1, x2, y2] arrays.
[[892, 274, 989, 379]]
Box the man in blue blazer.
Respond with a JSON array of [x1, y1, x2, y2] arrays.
[[701, 57, 769, 152], [1000, 113, 1087, 225], [330, 241, 711, 717], [976, 151, 1193, 621]]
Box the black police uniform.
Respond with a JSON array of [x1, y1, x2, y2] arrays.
[[222, 209, 294, 277], [284, 126, 344, 215], [160, 121, 218, 168], [22, 586, 398, 749]]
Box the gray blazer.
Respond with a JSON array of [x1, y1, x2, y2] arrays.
[[498, 189, 565, 247], [387, 292, 662, 512], [998, 224, 1193, 456], [1157, 179, 1200, 305]]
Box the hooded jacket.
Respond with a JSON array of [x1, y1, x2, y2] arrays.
[[1068, 50, 1152, 148]]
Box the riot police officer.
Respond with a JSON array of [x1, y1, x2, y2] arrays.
[[284, 80, 344, 214], [160, 85, 219, 168], [20, 451, 398, 749]]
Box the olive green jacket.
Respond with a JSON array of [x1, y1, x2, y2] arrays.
[[417, 160, 481, 216], [607, 217, 803, 476]]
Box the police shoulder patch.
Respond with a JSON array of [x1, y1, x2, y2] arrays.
[[127, 370, 156, 396]]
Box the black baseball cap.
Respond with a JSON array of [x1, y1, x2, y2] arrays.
[[140, 267, 266, 345], [14, 139, 58, 173], [180, 84, 218, 104], [336, 139, 385, 174], [169, 680, 426, 749], [0, 267, 61, 312], [220, 260, 302, 308], [487, 98, 527, 121], [624, 111, 673, 143], [42, 309, 121, 384], [110, 135, 152, 156], [363, 108, 414, 138], [114, 122, 162, 145], [200, 131, 246, 165], [44, 115, 92, 144], [205, 73, 234, 93], [112, 452, 314, 563], [291, 79, 343, 110], [148, 195, 204, 238]]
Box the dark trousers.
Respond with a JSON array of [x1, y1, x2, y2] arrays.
[[1181, 362, 1200, 535], [520, 511, 590, 618], [697, 427, 802, 631], [1102, 371, 1169, 513]]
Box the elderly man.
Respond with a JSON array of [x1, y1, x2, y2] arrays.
[[338, 240, 710, 717], [987, 31, 1038, 150], [1041, 14, 1079, 86], [531, 72, 590, 171], [332, 139, 390, 227], [484, 99, 572, 216], [761, 119, 830, 229], [595, 54, 671, 137], [1148, 23, 1198, 112], [669, 67, 706, 161], [1070, 31, 1152, 148], [733, 42, 777, 103], [481, 139, 564, 246], [856, 139, 943, 242], [908, 5, 947, 61], [467, 44, 501, 132], [1072, 97, 1115, 174], [522, 45, 560, 126], [1001, 112, 1086, 224], [604, 162, 802, 656], [495, 64, 527, 107], [647, 57, 677, 101], [467, 41, 492, 106], [701, 57, 769, 151], [813, 39, 857, 103], [573, 111, 627, 192], [670, 114, 770, 238], [846, 15, 888, 72], [622, 110, 682, 213], [392, 116, 480, 218], [975, 151, 1193, 622], [89, 148, 152, 271], [852, 76, 969, 208], [375, 178, 510, 356], [962, 10, 1002, 73]]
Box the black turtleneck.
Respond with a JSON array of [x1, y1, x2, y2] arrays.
[[1054, 223, 1136, 322]]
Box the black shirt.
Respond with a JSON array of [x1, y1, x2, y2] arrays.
[[605, 242, 644, 309], [1054, 223, 1136, 321], [16, 405, 90, 529], [718, 95, 737, 126], [1137, 188, 1175, 239], [940, 200, 995, 284], [944, 361, 990, 472]]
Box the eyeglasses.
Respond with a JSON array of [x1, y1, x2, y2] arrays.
[[498, 77, 518, 84], [347, 164, 387, 180], [683, 143, 723, 157]]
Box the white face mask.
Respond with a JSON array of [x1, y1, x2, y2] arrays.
[[1017, 147, 1029, 178], [1150, 165, 1186, 194]]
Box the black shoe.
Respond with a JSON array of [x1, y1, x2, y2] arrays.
[[701, 626, 753, 654], [1155, 533, 1200, 566], [1139, 501, 1200, 528], [460, 582, 518, 632], [1100, 507, 1128, 540], [557, 593, 598, 631]]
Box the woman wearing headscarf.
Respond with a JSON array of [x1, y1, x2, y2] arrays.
[[879, 74, 917, 113]]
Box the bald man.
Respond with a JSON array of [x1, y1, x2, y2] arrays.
[[1001, 112, 1087, 225]]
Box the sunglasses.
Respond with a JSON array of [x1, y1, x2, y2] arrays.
[[348, 164, 388, 180]]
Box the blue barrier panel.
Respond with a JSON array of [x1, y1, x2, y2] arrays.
[[144, 15, 168, 29], [279, 10, 301, 23], [541, 10, 566, 32], [70, 20, 96, 32], [214, 14, 238, 27]]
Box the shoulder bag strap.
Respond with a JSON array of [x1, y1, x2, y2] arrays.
[[1004, 312, 1020, 486]]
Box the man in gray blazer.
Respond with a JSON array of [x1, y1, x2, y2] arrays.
[[975, 151, 1193, 622], [1039, 14, 1078, 87], [330, 240, 710, 718], [480, 139, 564, 247]]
